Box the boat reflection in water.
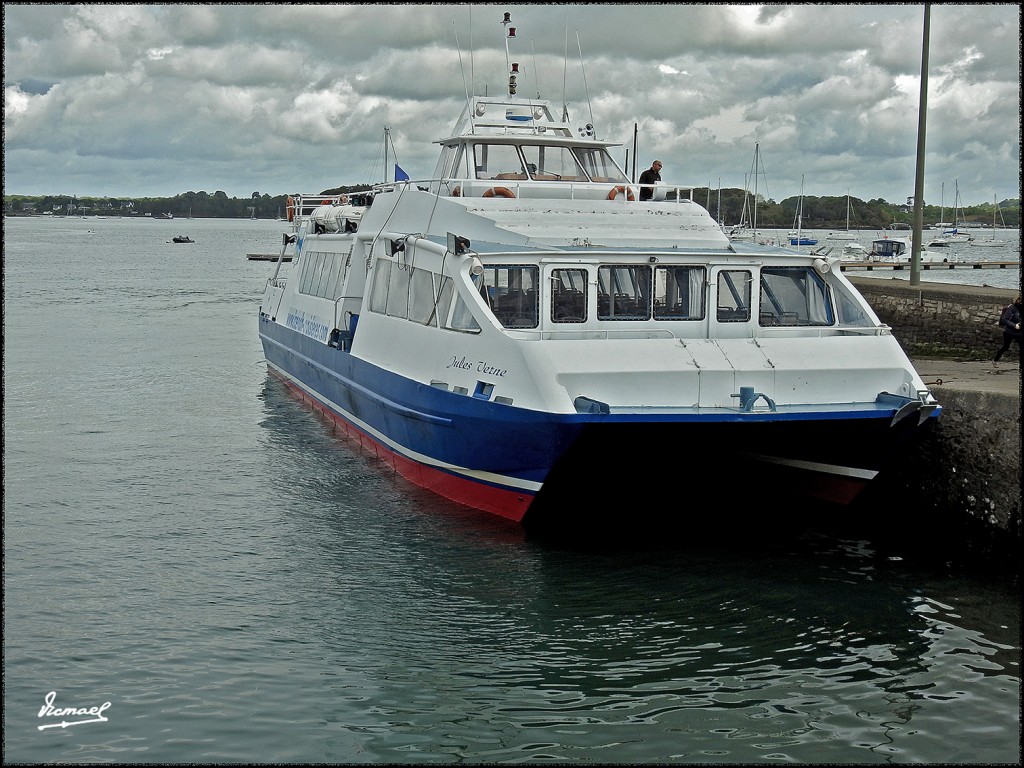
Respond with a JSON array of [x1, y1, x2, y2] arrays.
[[257, 11, 940, 534]]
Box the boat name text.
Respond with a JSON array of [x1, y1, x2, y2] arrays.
[[286, 310, 329, 343], [447, 355, 508, 377]]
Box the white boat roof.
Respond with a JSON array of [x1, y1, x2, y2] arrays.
[[436, 95, 620, 149]]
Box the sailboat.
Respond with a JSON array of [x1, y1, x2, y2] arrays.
[[787, 175, 817, 246], [727, 143, 765, 242], [941, 180, 972, 242], [970, 195, 1005, 248], [826, 191, 858, 241], [934, 182, 952, 228]]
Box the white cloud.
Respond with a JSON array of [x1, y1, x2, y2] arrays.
[[2, 3, 1019, 204]]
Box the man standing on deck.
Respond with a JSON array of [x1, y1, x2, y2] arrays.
[[638, 160, 662, 201]]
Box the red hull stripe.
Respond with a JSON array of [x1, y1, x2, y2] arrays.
[[273, 371, 533, 522]]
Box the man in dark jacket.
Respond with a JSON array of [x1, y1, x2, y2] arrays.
[[993, 293, 1022, 367], [638, 160, 662, 201]]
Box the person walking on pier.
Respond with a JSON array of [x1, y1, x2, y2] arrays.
[[993, 293, 1022, 367]]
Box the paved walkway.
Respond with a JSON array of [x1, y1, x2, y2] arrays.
[[913, 357, 1021, 396]]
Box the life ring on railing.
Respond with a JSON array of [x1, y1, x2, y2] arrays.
[[286, 196, 295, 222], [483, 186, 516, 198], [608, 185, 636, 201], [450, 186, 461, 197]]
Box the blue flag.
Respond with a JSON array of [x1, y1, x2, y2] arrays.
[[394, 164, 410, 182]]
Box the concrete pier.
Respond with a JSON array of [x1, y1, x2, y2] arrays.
[[848, 277, 1021, 542]]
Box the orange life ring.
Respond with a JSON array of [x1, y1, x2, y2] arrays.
[[608, 185, 636, 201], [450, 186, 461, 197], [483, 186, 516, 198], [286, 196, 295, 222]]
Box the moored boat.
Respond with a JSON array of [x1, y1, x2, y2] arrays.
[[869, 236, 958, 263], [257, 12, 940, 530]]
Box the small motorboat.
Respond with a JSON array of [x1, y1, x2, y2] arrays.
[[172, 236, 194, 243]]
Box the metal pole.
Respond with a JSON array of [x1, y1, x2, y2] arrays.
[[632, 123, 638, 183], [911, 3, 930, 286]]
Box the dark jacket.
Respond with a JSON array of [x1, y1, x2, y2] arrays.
[[999, 303, 1022, 336], [638, 167, 661, 200]]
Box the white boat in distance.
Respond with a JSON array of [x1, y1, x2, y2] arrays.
[[258, 12, 940, 531], [869, 236, 958, 263]]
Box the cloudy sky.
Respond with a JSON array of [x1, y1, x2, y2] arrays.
[[3, 3, 1020, 205]]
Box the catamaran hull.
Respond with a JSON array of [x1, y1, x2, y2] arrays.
[[260, 318, 934, 525]]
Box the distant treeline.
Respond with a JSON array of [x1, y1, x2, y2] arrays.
[[4, 188, 1020, 229]]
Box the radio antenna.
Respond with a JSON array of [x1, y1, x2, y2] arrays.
[[453, 22, 471, 110], [532, 41, 541, 98], [576, 31, 595, 138]]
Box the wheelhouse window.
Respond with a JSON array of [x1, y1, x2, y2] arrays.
[[598, 265, 651, 320], [480, 265, 539, 328], [654, 266, 706, 320], [474, 144, 527, 180], [438, 144, 470, 181], [573, 147, 629, 183], [551, 268, 588, 323], [717, 270, 751, 322], [759, 267, 834, 326], [520, 145, 587, 181]]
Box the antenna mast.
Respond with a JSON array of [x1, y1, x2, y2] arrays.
[[501, 12, 519, 97], [576, 32, 595, 138]]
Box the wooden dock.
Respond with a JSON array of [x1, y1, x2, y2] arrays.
[[840, 260, 1019, 271], [247, 252, 293, 262]]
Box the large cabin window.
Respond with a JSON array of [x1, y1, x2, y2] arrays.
[[654, 266, 706, 320], [408, 267, 438, 326], [598, 265, 651, 320], [717, 270, 752, 322], [480, 265, 539, 328], [370, 258, 480, 333], [297, 251, 349, 300], [834, 284, 873, 327], [759, 267, 834, 326], [474, 144, 527, 181]]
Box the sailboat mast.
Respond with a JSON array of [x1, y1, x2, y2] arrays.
[[751, 143, 759, 236]]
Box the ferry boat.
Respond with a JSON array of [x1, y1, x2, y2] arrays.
[[257, 12, 940, 529]]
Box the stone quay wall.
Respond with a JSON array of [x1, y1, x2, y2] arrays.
[[848, 277, 1021, 541], [848, 276, 1018, 359]]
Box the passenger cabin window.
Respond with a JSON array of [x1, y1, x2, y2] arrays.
[[834, 285, 873, 327], [598, 265, 651, 320], [298, 250, 350, 300], [759, 267, 834, 326], [717, 270, 751, 322], [654, 266, 706, 320], [480, 265, 539, 328], [551, 269, 588, 323], [368, 257, 480, 333]]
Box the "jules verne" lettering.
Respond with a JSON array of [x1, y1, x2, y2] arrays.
[[446, 355, 507, 377]]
